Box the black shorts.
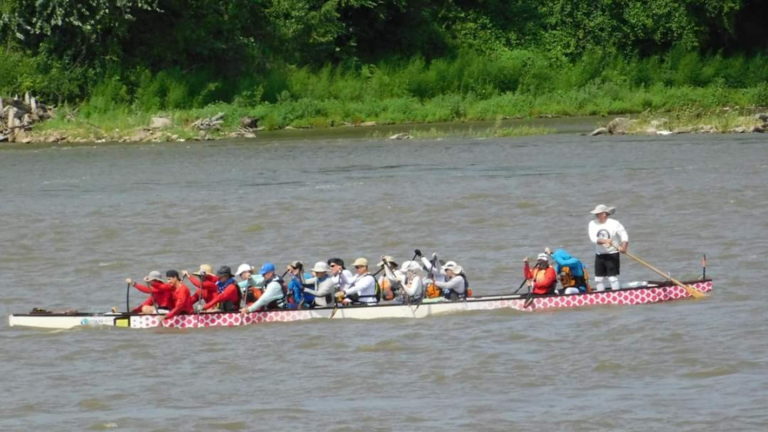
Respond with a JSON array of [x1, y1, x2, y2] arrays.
[[594, 253, 620, 277]]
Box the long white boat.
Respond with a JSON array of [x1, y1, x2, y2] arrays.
[[7, 279, 712, 330]]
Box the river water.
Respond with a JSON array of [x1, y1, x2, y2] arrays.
[[1, 129, 767, 431]]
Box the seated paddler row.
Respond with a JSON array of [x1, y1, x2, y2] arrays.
[[124, 250, 471, 321]]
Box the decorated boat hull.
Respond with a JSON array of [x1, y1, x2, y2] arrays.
[[8, 280, 712, 330]]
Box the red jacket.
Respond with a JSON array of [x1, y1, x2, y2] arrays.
[[132, 281, 175, 313], [524, 263, 557, 295], [189, 274, 218, 304], [203, 281, 240, 310], [165, 284, 194, 319]]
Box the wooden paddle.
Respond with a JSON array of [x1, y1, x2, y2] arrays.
[[612, 243, 705, 299]]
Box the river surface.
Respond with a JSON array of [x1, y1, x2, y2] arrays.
[[1, 130, 767, 431]]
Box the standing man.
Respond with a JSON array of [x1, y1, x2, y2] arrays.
[[588, 204, 629, 291]]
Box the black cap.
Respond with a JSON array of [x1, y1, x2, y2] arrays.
[[166, 270, 180, 279], [216, 266, 233, 277], [327, 258, 345, 269]]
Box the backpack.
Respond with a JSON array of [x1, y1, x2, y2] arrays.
[[425, 283, 442, 298], [379, 277, 396, 301]]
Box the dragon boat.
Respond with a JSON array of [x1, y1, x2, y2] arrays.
[[8, 279, 712, 330]]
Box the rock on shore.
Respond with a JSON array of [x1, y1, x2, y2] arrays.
[[0, 93, 54, 143]]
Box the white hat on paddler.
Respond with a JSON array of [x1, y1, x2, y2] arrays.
[[590, 204, 616, 215], [537, 253, 549, 262], [145, 270, 163, 281], [400, 260, 422, 274], [311, 261, 331, 273], [236, 264, 253, 277], [353, 257, 369, 267], [442, 261, 463, 275]]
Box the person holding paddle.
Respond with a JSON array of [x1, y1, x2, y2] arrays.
[[524, 253, 557, 295], [588, 204, 629, 291], [126, 270, 175, 314], [184, 264, 218, 307], [162, 270, 194, 322], [202, 266, 241, 312]]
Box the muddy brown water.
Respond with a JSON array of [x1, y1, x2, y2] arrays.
[[1, 129, 767, 431]]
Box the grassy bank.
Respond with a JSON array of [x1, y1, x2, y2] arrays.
[[3, 49, 767, 142]]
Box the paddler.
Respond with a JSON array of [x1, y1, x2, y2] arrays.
[[183, 264, 218, 307], [396, 260, 424, 303], [202, 266, 241, 312], [302, 261, 336, 307], [377, 255, 404, 301], [524, 253, 557, 295], [240, 262, 288, 313], [434, 261, 469, 300], [336, 258, 378, 305], [285, 261, 311, 308], [162, 270, 194, 322], [328, 258, 354, 291], [588, 204, 629, 291], [236, 263, 265, 306], [126, 270, 175, 314]]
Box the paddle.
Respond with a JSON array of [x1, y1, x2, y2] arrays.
[[612, 242, 705, 299], [125, 281, 131, 313]]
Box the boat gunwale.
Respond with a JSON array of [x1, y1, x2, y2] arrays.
[[9, 279, 711, 319]]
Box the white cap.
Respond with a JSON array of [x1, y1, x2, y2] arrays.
[[311, 261, 331, 273], [537, 253, 549, 262], [236, 264, 253, 276], [353, 257, 369, 267]]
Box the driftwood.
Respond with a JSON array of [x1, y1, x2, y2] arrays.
[[0, 93, 55, 143], [192, 112, 225, 130]]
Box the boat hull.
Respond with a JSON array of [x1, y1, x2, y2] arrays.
[[8, 280, 712, 330]]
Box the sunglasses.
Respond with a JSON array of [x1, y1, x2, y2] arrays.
[[354, 265, 365, 269]]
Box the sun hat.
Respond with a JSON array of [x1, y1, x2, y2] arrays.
[[353, 257, 369, 267], [236, 264, 253, 276], [590, 204, 616, 215], [442, 261, 463, 274], [311, 261, 331, 273], [377, 255, 398, 268], [216, 266, 233, 277], [399, 260, 422, 274], [192, 264, 214, 276], [289, 260, 303, 270], [259, 262, 276, 275], [537, 253, 549, 262], [146, 270, 163, 281]]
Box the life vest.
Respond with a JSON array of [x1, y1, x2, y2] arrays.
[[531, 267, 555, 295], [264, 275, 288, 309], [425, 283, 442, 298], [348, 274, 379, 303], [379, 277, 396, 301], [216, 278, 241, 312], [558, 266, 591, 292]]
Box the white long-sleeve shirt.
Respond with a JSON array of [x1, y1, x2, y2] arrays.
[[588, 218, 629, 255], [420, 257, 446, 283], [402, 275, 424, 300], [303, 276, 336, 307], [332, 269, 354, 291], [246, 279, 284, 312], [435, 275, 466, 294], [344, 273, 377, 304]]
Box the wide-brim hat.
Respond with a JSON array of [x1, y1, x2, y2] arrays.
[[192, 264, 214, 276], [590, 204, 616, 215], [216, 266, 233, 277], [442, 261, 463, 274], [353, 257, 369, 267], [377, 255, 398, 268], [146, 270, 163, 281], [311, 261, 331, 273], [399, 260, 422, 274]]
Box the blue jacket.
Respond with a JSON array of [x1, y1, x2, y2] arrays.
[[288, 272, 313, 307], [551, 249, 588, 291]]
